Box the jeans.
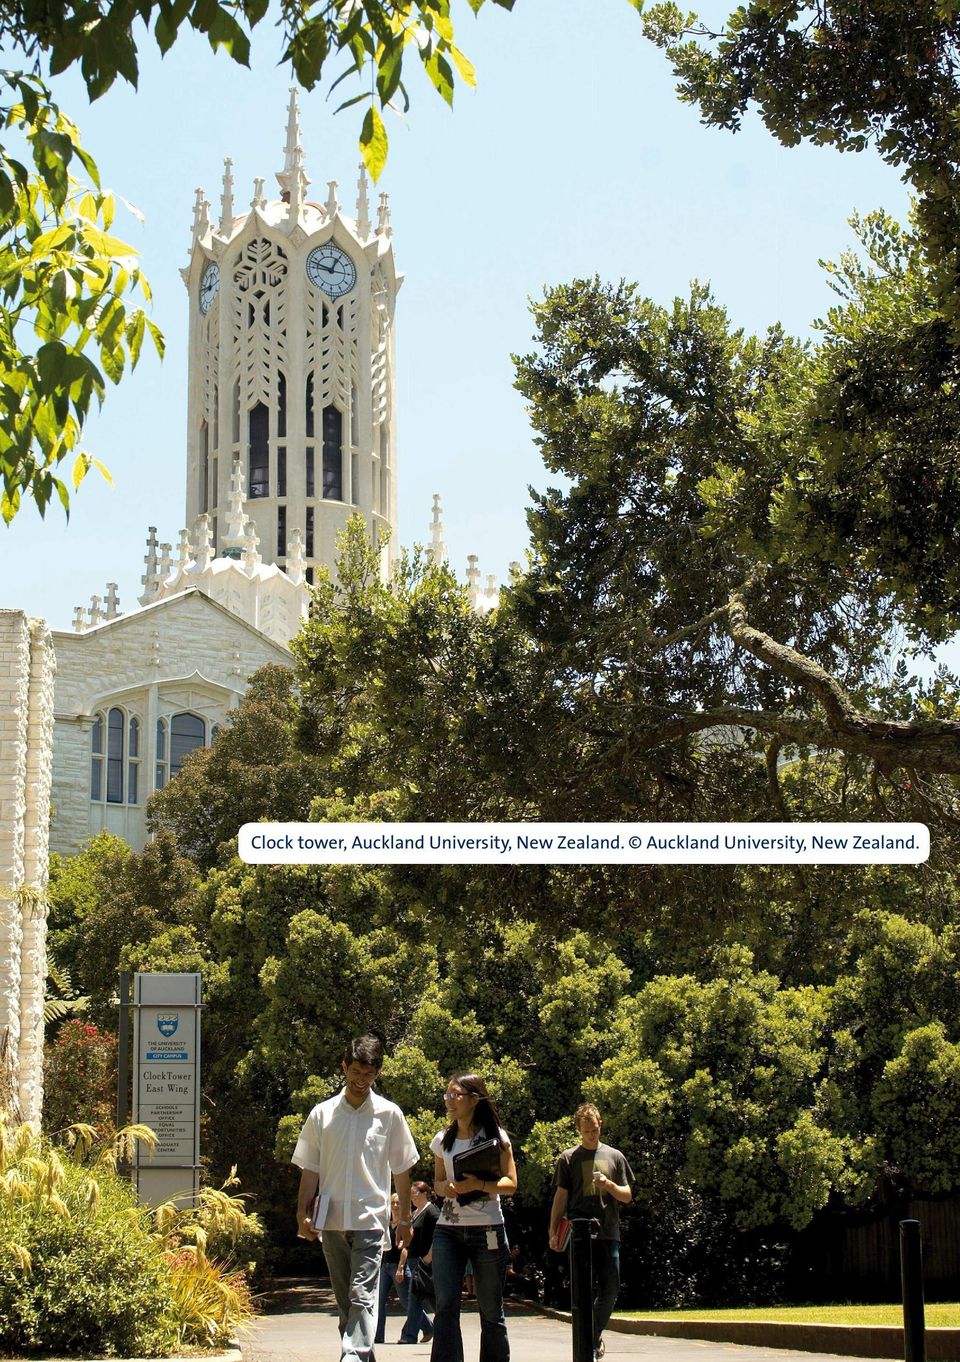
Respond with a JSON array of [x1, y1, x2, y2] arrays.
[[400, 1257, 433, 1342], [430, 1223, 509, 1362], [593, 1239, 621, 1348], [322, 1229, 383, 1362], [375, 1258, 410, 1343]]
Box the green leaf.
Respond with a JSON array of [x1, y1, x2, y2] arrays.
[[360, 104, 388, 182]]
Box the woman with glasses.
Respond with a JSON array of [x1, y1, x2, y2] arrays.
[[429, 1073, 518, 1362]]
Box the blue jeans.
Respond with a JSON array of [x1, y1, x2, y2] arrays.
[[593, 1240, 621, 1347], [375, 1258, 410, 1343], [430, 1223, 509, 1362], [322, 1229, 383, 1362], [400, 1257, 433, 1342]]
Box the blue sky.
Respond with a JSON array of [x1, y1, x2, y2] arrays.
[[3, 0, 913, 629]]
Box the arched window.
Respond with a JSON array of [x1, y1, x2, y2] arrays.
[[90, 713, 104, 800], [156, 718, 168, 791], [92, 706, 143, 805], [170, 713, 206, 778], [248, 402, 269, 498], [323, 405, 343, 501], [128, 717, 140, 805], [106, 707, 125, 803]]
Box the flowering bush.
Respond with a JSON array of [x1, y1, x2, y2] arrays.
[[42, 1020, 116, 1137]]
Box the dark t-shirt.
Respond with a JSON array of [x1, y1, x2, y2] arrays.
[[553, 1142, 633, 1241], [409, 1200, 439, 1258]]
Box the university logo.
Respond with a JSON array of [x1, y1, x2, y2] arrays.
[[157, 1013, 179, 1037]]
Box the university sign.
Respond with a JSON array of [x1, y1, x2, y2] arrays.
[[132, 973, 202, 1205]]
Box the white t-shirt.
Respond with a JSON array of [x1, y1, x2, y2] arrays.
[[430, 1127, 510, 1227]]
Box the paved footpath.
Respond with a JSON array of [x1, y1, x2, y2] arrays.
[[239, 1283, 874, 1362]]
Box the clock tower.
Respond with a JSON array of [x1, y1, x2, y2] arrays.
[[183, 92, 401, 580]]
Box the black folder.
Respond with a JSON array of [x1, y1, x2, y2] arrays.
[[452, 1137, 501, 1203]]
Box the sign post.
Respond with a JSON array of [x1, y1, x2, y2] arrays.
[[132, 972, 202, 1206]]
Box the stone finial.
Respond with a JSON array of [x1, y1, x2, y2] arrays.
[[466, 553, 481, 609], [223, 458, 247, 549], [486, 573, 497, 596], [251, 177, 266, 211], [177, 527, 192, 571], [242, 519, 261, 575], [376, 191, 392, 237], [192, 187, 211, 245], [104, 582, 121, 619], [72, 605, 86, 633], [428, 492, 448, 565], [356, 162, 371, 239], [326, 180, 340, 218], [192, 513, 214, 572], [277, 88, 310, 209], [88, 595, 104, 627], [220, 157, 235, 236], [286, 528, 307, 586], [139, 525, 159, 604]]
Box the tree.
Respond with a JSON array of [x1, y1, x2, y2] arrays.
[[0, 75, 162, 521], [510, 257, 960, 793]]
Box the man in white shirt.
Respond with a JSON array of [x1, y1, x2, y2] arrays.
[[294, 1034, 418, 1361]]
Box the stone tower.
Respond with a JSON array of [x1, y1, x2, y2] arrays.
[[183, 91, 401, 580]]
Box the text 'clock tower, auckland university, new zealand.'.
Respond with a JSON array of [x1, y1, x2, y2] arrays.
[[184, 88, 400, 581]]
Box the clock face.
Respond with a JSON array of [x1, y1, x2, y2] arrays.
[[306, 243, 357, 299], [199, 261, 220, 314]]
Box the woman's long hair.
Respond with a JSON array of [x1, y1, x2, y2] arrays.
[[441, 1073, 506, 1151]]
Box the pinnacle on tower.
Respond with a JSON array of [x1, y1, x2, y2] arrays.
[[191, 188, 211, 246], [376, 191, 392, 237], [105, 582, 121, 619], [508, 561, 523, 584], [466, 553, 481, 609], [251, 177, 266, 211], [326, 179, 340, 218], [158, 543, 172, 585], [428, 493, 448, 565], [286, 528, 307, 586], [139, 526, 160, 605], [241, 519, 261, 576], [192, 513, 214, 572], [89, 594, 104, 627], [72, 605, 86, 633], [176, 527, 192, 571], [223, 458, 247, 552], [277, 88, 310, 205], [356, 163, 371, 239], [220, 157, 235, 236]]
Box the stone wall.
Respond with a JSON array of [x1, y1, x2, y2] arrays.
[[0, 611, 56, 1122]]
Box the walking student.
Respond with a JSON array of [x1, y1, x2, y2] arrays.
[[548, 1103, 634, 1361], [397, 1179, 440, 1343], [430, 1073, 518, 1362], [293, 1034, 418, 1362]]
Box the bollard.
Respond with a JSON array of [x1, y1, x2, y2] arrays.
[[900, 1219, 925, 1362], [569, 1218, 595, 1362]]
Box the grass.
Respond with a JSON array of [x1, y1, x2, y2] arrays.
[[621, 1303, 960, 1327]]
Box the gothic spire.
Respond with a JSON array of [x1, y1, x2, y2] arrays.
[[223, 457, 247, 549], [428, 493, 448, 564], [326, 179, 340, 218], [356, 163, 371, 239], [277, 87, 310, 211], [219, 157, 235, 235], [191, 187, 211, 246], [376, 191, 392, 237]]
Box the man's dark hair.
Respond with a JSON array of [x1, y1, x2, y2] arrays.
[[343, 1034, 384, 1069]]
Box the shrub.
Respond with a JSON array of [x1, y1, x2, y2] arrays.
[[0, 1121, 257, 1356]]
